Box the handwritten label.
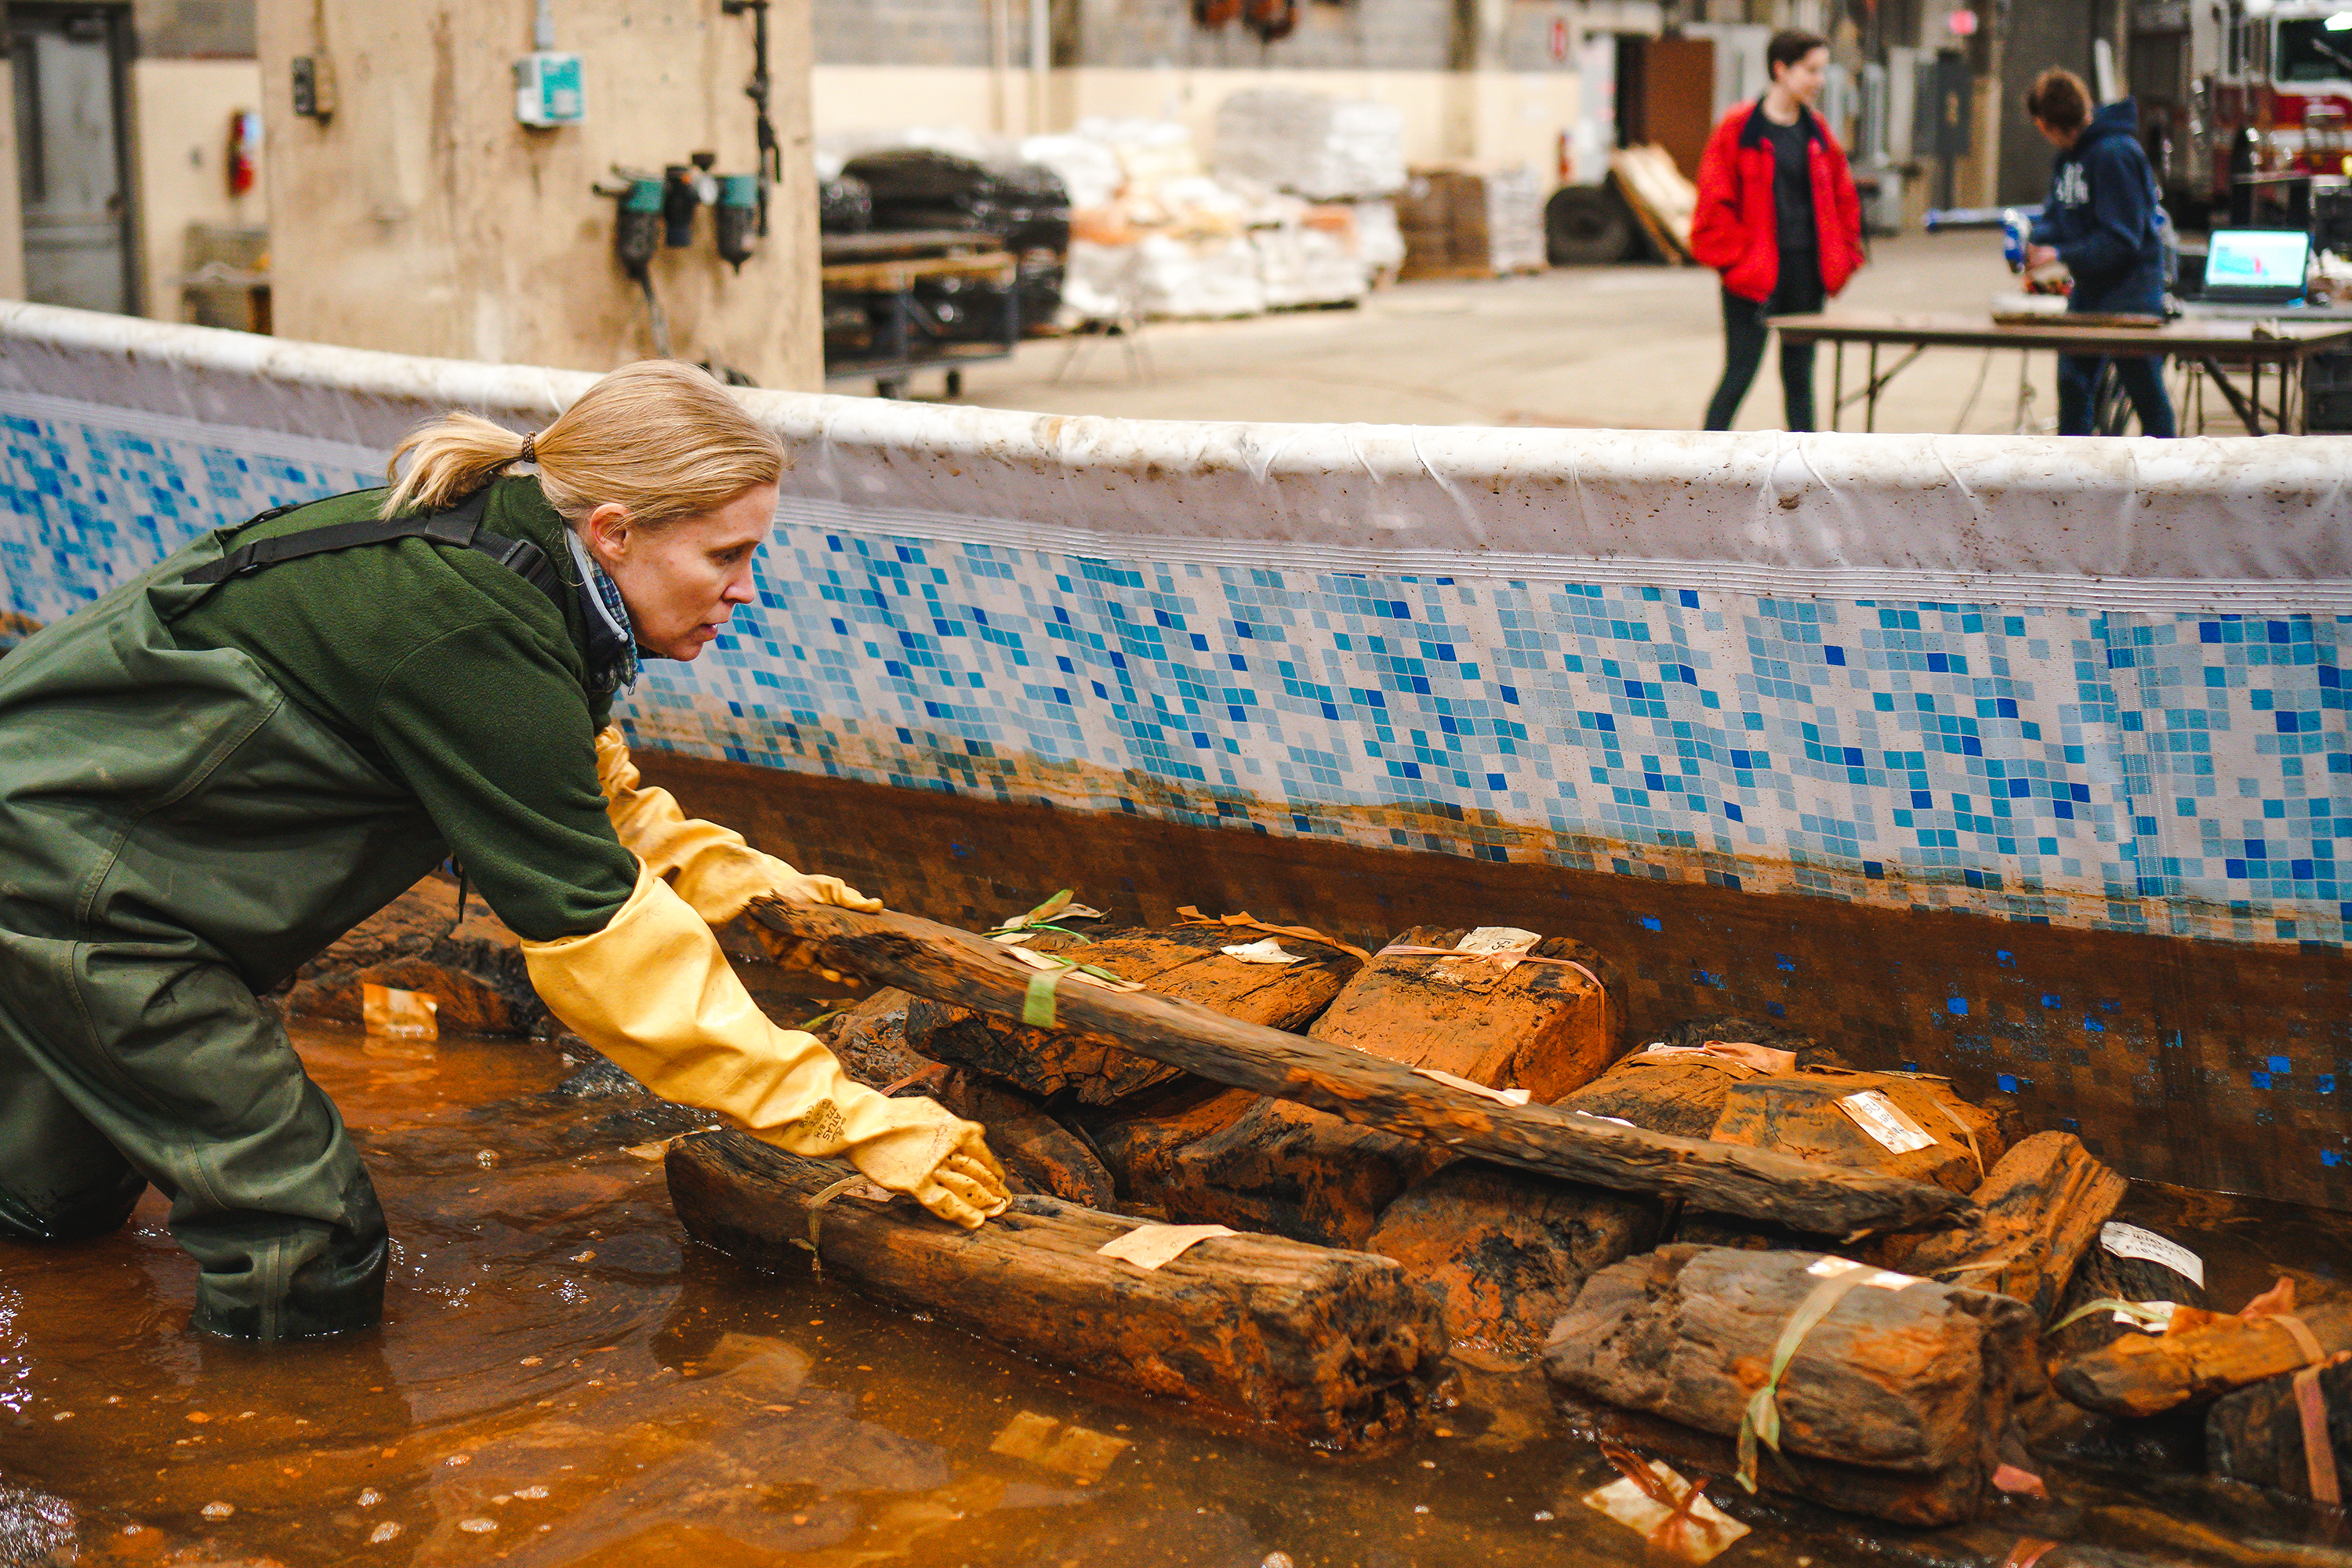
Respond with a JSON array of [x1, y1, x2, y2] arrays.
[[2100, 1222, 2206, 1290], [1837, 1090, 1940, 1154]]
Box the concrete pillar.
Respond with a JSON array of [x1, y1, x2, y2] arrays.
[[257, 0, 822, 390]]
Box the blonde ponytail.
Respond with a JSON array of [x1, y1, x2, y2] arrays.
[[380, 360, 786, 528]]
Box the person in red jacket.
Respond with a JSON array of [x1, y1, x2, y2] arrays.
[[1693, 29, 1867, 431]]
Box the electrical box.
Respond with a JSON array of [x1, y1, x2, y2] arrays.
[[514, 53, 585, 127]]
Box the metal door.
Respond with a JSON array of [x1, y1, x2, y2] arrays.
[[10, 5, 136, 314]]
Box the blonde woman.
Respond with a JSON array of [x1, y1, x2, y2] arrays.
[[0, 360, 1008, 1341]]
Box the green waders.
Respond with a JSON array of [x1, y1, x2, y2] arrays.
[[0, 536, 454, 1339]]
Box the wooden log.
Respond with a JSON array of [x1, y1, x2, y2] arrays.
[[1542, 1244, 2040, 1525], [2054, 1290, 2352, 1418], [1136, 1097, 1450, 1250], [819, 986, 935, 1091], [1709, 1071, 2008, 1196], [931, 1069, 1118, 1210], [1552, 1396, 1994, 1529], [1365, 1163, 1661, 1360], [1896, 1133, 2128, 1324], [1304, 925, 1624, 1102], [742, 901, 1970, 1236], [665, 1129, 1447, 1450], [2045, 1224, 2212, 1363], [2206, 1353, 2352, 1503], [908, 923, 1359, 1108], [1083, 1084, 1261, 1210], [1552, 1012, 1843, 1139]]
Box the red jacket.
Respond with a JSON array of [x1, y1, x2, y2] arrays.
[[1690, 100, 1865, 303]]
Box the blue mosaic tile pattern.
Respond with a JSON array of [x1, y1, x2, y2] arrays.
[[5, 396, 2347, 946]]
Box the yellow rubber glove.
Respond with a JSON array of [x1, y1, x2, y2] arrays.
[[524, 859, 1010, 1228], [595, 727, 884, 924]]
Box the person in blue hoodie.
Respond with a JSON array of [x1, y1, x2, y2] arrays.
[[2022, 68, 2176, 437]]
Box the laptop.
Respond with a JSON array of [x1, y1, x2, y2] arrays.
[[2203, 228, 2312, 304]]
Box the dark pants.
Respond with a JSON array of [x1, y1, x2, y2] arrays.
[[2057, 270, 2175, 437], [2056, 353, 2176, 437], [1705, 259, 1826, 432]]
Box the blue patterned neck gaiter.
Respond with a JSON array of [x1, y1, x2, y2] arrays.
[[564, 528, 641, 696]]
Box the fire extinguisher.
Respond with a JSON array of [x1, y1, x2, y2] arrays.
[[227, 110, 260, 197]]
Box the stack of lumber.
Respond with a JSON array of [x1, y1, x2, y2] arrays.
[[1396, 169, 1494, 280]]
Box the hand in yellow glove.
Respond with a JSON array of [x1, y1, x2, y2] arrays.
[[594, 727, 884, 925], [524, 859, 1010, 1228]]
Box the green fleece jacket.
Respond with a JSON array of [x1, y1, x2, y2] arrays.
[[168, 476, 638, 941]]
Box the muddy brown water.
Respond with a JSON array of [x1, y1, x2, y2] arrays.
[[2, 1020, 2351, 1567]]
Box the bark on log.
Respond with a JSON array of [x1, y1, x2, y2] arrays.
[[665, 1129, 1446, 1450], [1543, 1244, 2040, 1525], [1710, 1071, 2008, 1196], [1366, 1163, 1661, 1360], [2054, 1296, 2352, 1418], [2206, 1354, 2352, 1503], [909, 924, 1359, 1108], [1896, 1133, 2128, 1325], [820, 987, 934, 1091], [743, 902, 1969, 1235], [1305, 926, 1624, 1102]]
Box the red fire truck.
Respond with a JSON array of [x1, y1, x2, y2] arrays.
[[2148, 0, 2352, 216]]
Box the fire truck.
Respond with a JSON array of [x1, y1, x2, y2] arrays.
[[2141, 0, 2352, 219]]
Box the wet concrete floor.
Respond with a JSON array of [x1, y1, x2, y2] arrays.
[[3, 1018, 2352, 1566]]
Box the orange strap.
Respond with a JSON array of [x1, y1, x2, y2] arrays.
[[2000, 1541, 2061, 1568], [2295, 1363, 2342, 1507], [2276, 1313, 2329, 1368]]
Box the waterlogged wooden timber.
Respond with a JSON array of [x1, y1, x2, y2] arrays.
[[2055, 1291, 2352, 1418], [743, 900, 1970, 1235], [1543, 1245, 2042, 1526], [909, 923, 1359, 1108], [1305, 926, 1624, 1102], [2206, 1353, 2352, 1503], [1365, 1163, 1661, 1360], [2046, 1229, 2212, 1363], [931, 1069, 1118, 1210], [1897, 1134, 2128, 1324], [1552, 1014, 1850, 1138], [1132, 1096, 1449, 1250], [665, 1129, 1446, 1449], [1711, 1071, 2009, 1196]]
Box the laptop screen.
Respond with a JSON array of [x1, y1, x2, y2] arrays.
[[2206, 228, 2311, 294]]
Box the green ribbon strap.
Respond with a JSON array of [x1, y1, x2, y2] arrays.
[[2049, 1296, 2172, 1333], [1737, 1268, 1875, 1493]]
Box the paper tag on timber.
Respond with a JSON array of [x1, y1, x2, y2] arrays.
[[2115, 1299, 2180, 1330], [1097, 1223, 1239, 1271], [1583, 1459, 1750, 1564], [1427, 925, 1539, 985], [1837, 1089, 1940, 1154], [1220, 938, 1303, 964], [2100, 1222, 2207, 1289], [362, 983, 438, 1040], [1806, 1255, 1919, 1290], [1457, 926, 1541, 955], [1414, 1067, 1534, 1106]]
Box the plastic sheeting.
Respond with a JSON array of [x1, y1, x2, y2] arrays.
[[3, 300, 2350, 947]]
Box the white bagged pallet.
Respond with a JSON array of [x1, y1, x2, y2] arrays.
[[1212, 90, 1407, 201]]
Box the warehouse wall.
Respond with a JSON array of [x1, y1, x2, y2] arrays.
[[811, 0, 1657, 172], [255, 0, 823, 389], [129, 59, 265, 324]]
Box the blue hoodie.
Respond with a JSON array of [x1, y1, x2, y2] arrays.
[[2029, 98, 2165, 312]]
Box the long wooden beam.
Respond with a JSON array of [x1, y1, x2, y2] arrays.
[[745, 901, 1968, 1235]]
